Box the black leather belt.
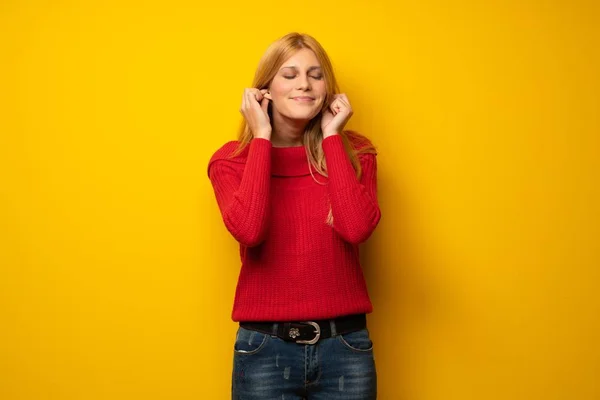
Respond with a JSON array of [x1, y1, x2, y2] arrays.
[[239, 313, 367, 345]]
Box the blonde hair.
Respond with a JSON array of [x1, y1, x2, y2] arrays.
[[232, 32, 377, 225]]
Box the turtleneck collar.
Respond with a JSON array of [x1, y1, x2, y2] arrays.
[[271, 144, 312, 177]]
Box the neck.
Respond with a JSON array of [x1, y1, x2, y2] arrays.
[[271, 111, 309, 147]]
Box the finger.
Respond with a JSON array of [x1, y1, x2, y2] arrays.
[[245, 90, 260, 116], [334, 96, 351, 112], [260, 96, 270, 114], [245, 89, 255, 105], [331, 99, 343, 115], [249, 90, 265, 113], [330, 100, 339, 115], [337, 98, 351, 112], [334, 93, 351, 110], [249, 88, 262, 102], [338, 95, 350, 106], [241, 90, 247, 113]]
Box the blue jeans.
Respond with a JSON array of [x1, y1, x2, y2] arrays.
[[232, 322, 377, 399]]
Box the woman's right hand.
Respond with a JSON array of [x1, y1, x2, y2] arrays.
[[240, 88, 271, 140]]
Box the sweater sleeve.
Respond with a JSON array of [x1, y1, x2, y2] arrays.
[[207, 138, 272, 247], [322, 134, 381, 244]]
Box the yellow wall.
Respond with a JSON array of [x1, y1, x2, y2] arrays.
[[1, 1, 598, 399]]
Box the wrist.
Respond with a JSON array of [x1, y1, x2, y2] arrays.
[[254, 131, 272, 140], [322, 131, 339, 139]]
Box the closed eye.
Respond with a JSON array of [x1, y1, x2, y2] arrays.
[[283, 75, 323, 80]]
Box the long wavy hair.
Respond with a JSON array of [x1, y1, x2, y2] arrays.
[[232, 32, 377, 225]]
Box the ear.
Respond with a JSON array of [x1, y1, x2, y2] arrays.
[[264, 90, 272, 100]]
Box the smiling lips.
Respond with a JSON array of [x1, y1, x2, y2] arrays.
[[292, 96, 315, 102]]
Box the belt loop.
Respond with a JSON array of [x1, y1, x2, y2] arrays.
[[271, 323, 279, 337], [329, 319, 337, 337]]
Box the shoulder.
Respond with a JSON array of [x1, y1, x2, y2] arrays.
[[207, 140, 248, 177], [208, 140, 244, 164]]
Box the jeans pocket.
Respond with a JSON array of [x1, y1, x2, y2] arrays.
[[337, 328, 374, 352], [233, 326, 270, 355]]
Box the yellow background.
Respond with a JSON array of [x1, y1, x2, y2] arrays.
[[1, 1, 599, 399]]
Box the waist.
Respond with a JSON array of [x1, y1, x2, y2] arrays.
[[239, 313, 367, 345]]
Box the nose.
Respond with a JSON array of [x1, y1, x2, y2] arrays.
[[296, 74, 310, 91]]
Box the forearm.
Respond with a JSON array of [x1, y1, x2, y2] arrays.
[[322, 134, 381, 244], [210, 138, 272, 246]]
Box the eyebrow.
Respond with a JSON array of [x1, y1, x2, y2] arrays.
[[279, 65, 322, 72]]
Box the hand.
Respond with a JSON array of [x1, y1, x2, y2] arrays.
[[321, 93, 353, 138], [240, 88, 271, 139]]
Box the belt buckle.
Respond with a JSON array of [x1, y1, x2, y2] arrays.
[[295, 321, 321, 345]]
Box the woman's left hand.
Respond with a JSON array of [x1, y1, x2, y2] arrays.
[[321, 93, 353, 138]]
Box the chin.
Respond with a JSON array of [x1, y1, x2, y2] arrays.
[[287, 109, 320, 120]]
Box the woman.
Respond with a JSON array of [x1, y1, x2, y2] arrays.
[[207, 32, 381, 400]]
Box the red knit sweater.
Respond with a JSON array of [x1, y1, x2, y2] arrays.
[[207, 133, 381, 322]]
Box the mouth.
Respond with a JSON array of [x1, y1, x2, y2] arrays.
[[292, 96, 316, 103]]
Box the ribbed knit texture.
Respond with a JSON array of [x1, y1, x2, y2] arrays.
[[207, 134, 381, 322]]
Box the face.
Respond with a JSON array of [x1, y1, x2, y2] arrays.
[[264, 48, 327, 121]]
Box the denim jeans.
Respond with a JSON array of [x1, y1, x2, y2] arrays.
[[232, 322, 377, 399]]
